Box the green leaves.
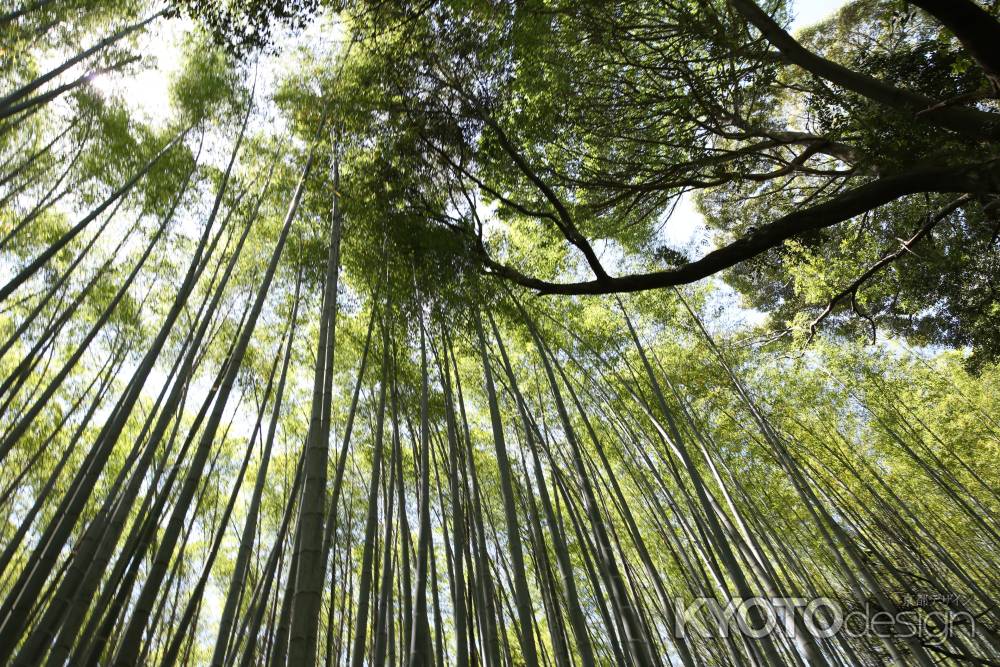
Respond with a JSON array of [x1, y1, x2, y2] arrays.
[[2, 4, 999, 666], [169, 31, 242, 125]]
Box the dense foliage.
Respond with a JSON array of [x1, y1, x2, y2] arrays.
[[1, 1, 998, 666], [183, 0, 1000, 364]]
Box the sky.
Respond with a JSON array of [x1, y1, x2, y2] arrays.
[[791, 0, 851, 30]]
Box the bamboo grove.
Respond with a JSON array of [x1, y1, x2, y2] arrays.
[[2, 1, 999, 666]]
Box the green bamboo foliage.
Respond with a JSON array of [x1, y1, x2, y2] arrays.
[[1, 2, 999, 666]]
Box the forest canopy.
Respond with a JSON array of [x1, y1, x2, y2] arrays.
[[1, 1, 999, 666], [184, 0, 1000, 365]]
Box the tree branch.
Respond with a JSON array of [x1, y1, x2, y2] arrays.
[[476, 110, 612, 281], [481, 162, 999, 295], [806, 195, 971, 342], [435, 75, 614, 282], [727, 0, 1000, 140], [906, 0, 1000, 93]]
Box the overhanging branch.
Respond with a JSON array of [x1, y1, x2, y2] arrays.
[[907, 0, 1000, 92], [806, 194, 971, 343], [481, 162, 1000, 295], [727, 0, 1000, 140]]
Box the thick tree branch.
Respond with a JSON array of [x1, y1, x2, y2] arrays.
[[482, 162, 1000, 295], [727, 0, 1000, 140], [907, 0, 1000, 93]]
